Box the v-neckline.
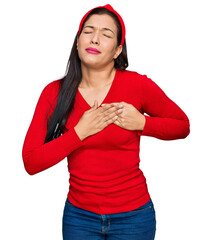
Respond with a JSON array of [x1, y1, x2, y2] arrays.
[[77, 69, 119, 108]]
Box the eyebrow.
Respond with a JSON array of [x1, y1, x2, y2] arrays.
[[84, 25, 115, 35]]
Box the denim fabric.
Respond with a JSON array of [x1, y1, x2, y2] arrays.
[[62, 197, 156, 240]]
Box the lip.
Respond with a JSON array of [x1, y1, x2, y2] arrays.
[[85, 48, 101, 54]]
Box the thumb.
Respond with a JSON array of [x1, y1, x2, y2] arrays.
[[92, 100, 98, 109]]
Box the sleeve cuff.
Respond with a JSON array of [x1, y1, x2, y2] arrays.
[[136, 115, 154, 137], [60, 127, 85, 155]]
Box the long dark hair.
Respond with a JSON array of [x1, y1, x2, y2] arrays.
[[44, 7, 129, 143]]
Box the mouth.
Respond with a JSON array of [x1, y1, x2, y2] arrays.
[[85, 48, 101, 54]]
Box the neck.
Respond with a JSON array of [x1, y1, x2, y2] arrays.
[[79, 63, 116, 89]]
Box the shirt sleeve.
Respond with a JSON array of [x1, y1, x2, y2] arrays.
[[22, 82, 85, 175], [136, 75, 190, 140]]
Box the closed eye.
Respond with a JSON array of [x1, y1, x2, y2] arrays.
[[84, 32, 111, 38], [103, 34, 111, 38]]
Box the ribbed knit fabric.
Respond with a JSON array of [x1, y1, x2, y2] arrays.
[[22, 69, 190, 214]]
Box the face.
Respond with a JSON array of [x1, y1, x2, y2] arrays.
[[77, 14, 123, 69]]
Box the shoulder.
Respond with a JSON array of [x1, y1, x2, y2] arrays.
[[41, 79, 61, 100], [119, 69, 148, 79], [42, 79, 61, 94], [118, 69, 153, 86]]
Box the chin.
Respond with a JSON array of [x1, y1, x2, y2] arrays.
[[84, 63, 103, 70], [82, 59, 103, 68]]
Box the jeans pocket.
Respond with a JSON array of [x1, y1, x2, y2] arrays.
[[129, 200, 153, 213], [129, 205, 152, 213], [65, 197, 74, 207]]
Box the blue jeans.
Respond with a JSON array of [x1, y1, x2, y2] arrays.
[[62, 197, 156, 240]]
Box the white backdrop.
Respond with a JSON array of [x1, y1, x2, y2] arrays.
[[1, 0, 211, 239]]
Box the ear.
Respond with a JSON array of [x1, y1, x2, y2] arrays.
[[114, 45, 123, 59]]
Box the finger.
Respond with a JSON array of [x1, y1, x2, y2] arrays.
[[98, 104, 119, 114], [90, 100, 98, 112], [102, 115, 118, 128], [96, 100, 99, 108], [101, 102, 120, 107], [113, 118, 121, 126], [104, 105, 123, 117], [100, 107, 119, 124], [101, 103, 123, 112]]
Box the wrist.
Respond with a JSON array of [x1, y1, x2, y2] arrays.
[[74, 125, 87, 141], [137, 113, 146, 131]]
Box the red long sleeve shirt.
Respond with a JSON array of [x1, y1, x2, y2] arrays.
[[22, 69, 190, 214]]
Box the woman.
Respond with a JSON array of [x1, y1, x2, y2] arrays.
[[22, 4, 190, 240]]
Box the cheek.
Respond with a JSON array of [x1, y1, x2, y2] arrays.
[[78, 35, 89, 46], [77, 39, 87, 58], [107, 46, 118, 59], [102, 41, 117, 54]]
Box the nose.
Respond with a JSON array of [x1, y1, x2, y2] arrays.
[[91, 32, 100, 45]]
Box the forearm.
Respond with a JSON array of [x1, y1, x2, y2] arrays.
[[23, 127, 84, 175], [137, 114, 190, 140]]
